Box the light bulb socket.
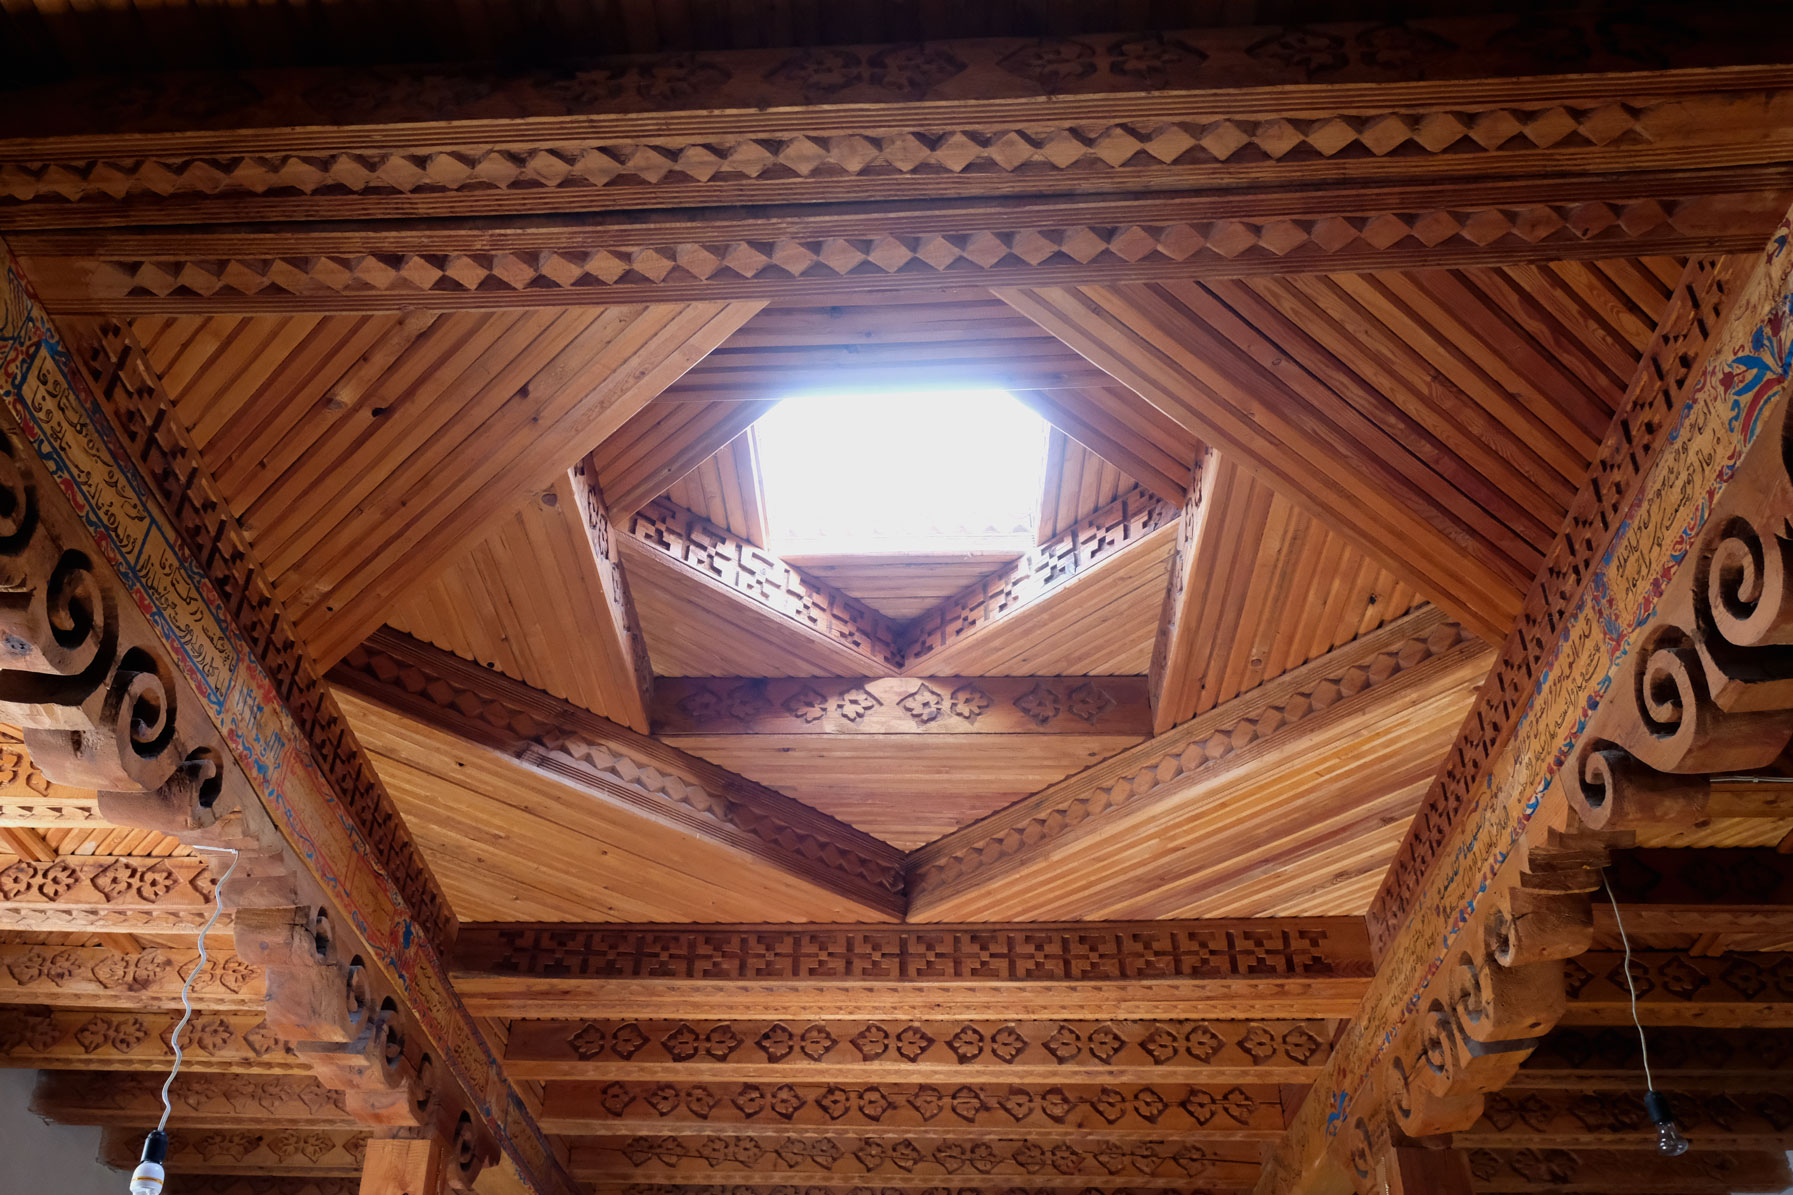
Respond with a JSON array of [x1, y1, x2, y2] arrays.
[[1644, 1090, 1675, 1127], [140, 1129, 167, 1165]]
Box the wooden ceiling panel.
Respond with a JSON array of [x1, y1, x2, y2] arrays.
[[128, 300, 761, 665], [591, 397, 776, 518], [1037, 427, 1137, 541], [661, 430, 768, 546], [781, 552, 1018, 622]]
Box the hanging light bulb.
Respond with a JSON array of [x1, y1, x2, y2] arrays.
[[1645, 1091, 1690, 1156], [128, 1129, 167, 1193]]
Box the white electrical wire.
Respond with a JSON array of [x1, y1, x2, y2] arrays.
[[1602, 871, 1656, 1091], [156, 844, 239, 1132]]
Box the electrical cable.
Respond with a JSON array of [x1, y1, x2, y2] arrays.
[[1602, 870, 1688, 1156], [131, 843, 239, 1193]]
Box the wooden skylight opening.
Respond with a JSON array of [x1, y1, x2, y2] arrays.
[[754, 389, 1051, 558]]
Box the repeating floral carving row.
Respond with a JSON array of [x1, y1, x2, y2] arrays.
[[0, 855, 216, 907], [0, 942, 261, 1001], [511, 1018, 1332, 1072], [628, 498, 904, 668], [1366, 254, 1750, 950], [1563, 950, 1793, 1008], [1605, 846, 1793, 907], [7, 93, 1742, 216], [141, 1181, 358, 1195], [554, 1078, 1284, 1132], [339, 632, 906, 905], [911, 613, 1473, 895], [102, 1126, 368, 1171], [60, 317, 454, 945], [612, 1187, 1219, 1195], [1524, 1026, 1793, 1075], [40, 194, 1777, 311], [464, 924, 1362, 982], [1464, 1145, 1788, 1188], [8, 13, 1787, 136], [653, 677, 1147, 735], [587, 1132, 1251, 1179], [36, 1069, 351, 1124], [0, 1007, 296, 1068], [1471, 1086, 1793, 1140]]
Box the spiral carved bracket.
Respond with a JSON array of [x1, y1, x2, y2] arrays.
[[0, 417, 497, 1185], [1565, 393, 1793, 833]]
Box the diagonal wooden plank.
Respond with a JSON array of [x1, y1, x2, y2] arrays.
[[591, 397, 779, 519]]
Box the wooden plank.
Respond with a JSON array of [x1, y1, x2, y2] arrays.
[[1466, 1147, 1791, 1192], [0, 1007, 301, 1072], [34, 1070, 356, 1128], [1562, 951, 1793, 1028], [331, 630, 907, 921], [651, 677, 1151, 736], [99, 1126, 366, 1177], [592, 398, 778, 517], [454, 920, 1372, 1022], [0, 942, 264, 1009]]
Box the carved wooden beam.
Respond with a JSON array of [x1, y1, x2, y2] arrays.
[[0, 1007, 300, 1073], [1255, 210, 1793, 1195], [1520, 1026, 1793, 1088], [1366, 253, 1754, 951], [99, 1125, 367, 1176], [595, 1188, 1248, 1195], [1465, 1146, 1792, 1192], [7, 13, 1793, 223], [902, 485, 1179, 674], [624, 497, 906, 674], [908, 608, 1487, 921], [14, 174, 1789, 314], [455, 920, 1369, 1022], [331, 630, 907, 919], [1460, 1085, 1793, 1150], [562, 1132, 1262, 1185], [0, 941, 263, 1009], [34, 1069, 356, 1128], [1150, 451, 1219, 733], [1559, 951, 1793, 1028], [1599, 847, 1793, 948], [107, 1181, 356, 1195], [0, 252, 565, 1191], [538, 1077, 1293, 1139], [651, 676, 1151, 737], [0, 720, 100, 826], [0, 854, 225, 929]]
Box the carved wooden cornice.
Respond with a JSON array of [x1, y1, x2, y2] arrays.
[[1365, 252, 1752, 952], [651, 676, 1152, 737], [34, 1069, 354, 1128], [1522, 1026, 1793, 1083], [0, 1006, 301, 1072], [16, 178, 1788, 312], [1462, 1085, 1793, 1149], [334, 630, 908, 915], [133, 1183, 357, 1195], [540, 1077, 1291, 1138], [564, 1131, 1260, 1183], [625, 497, 905, 672], [907, 608, 1477, 908], [1464, 1146, 1791, 1192], [505, 1015, 1332, 1084], [0, 941, 264, 1009]]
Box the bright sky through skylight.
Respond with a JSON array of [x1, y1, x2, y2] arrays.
[[756, 390, 1050, 554]]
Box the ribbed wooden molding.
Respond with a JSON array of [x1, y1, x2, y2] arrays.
[[0, 1007, 301, 1072], [540, 1077, 1291, 1137], [4, 14, 1793, 222], [34, 1070, 354, 1128], [908, 608, 1474, 906], [98, 1125, 366, 1176], [18, 182, 1786, 313], [1364, 253, 1752, 951], [652, 676, 1152, 737], [0, 941, 264, 1010], [333, 630, 908, 914]]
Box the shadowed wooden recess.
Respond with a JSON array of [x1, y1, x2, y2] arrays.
[[10, 11, 1793, 1195]]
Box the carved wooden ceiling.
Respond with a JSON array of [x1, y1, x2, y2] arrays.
[[7, 5, 1793, 1194]]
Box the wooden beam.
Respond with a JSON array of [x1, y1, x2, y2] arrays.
[[361, 1137, 450, 1195], [1150, 451, 1219, 734], [1601, 847, 1793, 949], [100, 1125, 367, 1177], [1255, 217, 1793, 1195], [908, 608, 1489, 921], [115, 1182, 356, 1195], [34, 1069, 356, 1128], [538, 1077, 1294, 1138], [0, 854, 227, 933], [330, 630, 908, 921], [591, 398, 778, 519], [1013, 387, 1202, 508], [1465, 1146, 1792, 1192], [624, 497, 907, 674], [454, 920, 1371, 1021], [1459, 1085, 1793, 1150], [0, 1007, 301, 1072], [651, 676, 1152, 737], [0, 941, 264, 1010], [562, 1132, 1262, 1186], [15, 176, 1788, 314], [1520, 1026, 1793, 1088], [1561, 951, 1793, 1028]]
